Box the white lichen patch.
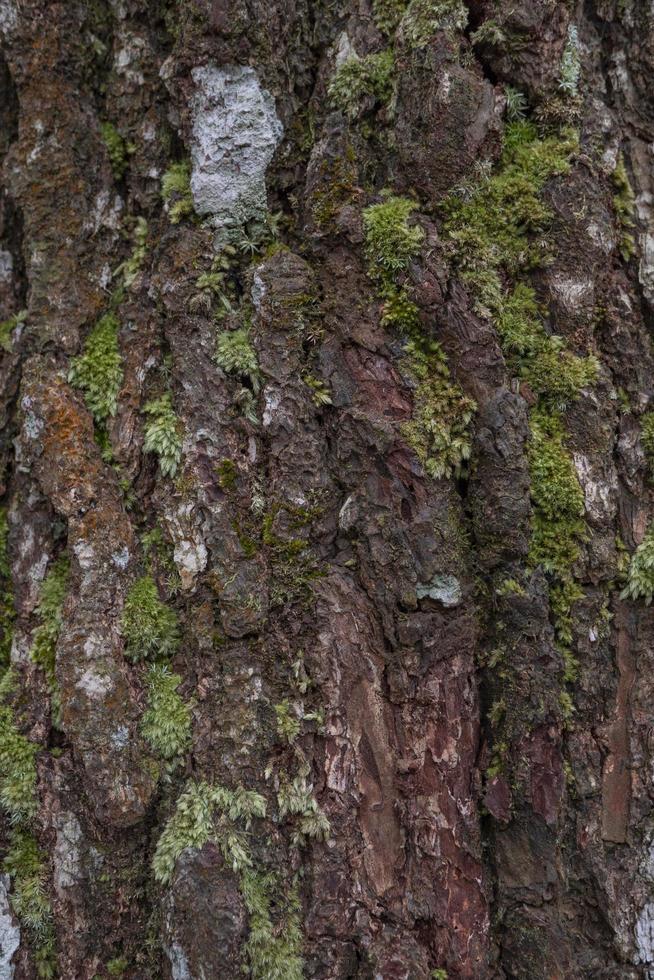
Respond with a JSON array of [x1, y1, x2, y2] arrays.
[[416, 573, 463, 607], [163, 502, 207, 590], [76, 667, 115, 700], [0, 250, 13, 285], [0, 0, 17, 38], [635, 901, 654, 969], [0, 874, 19, 980], [572, 452, 618, 524], [189, 64, 283, 244]]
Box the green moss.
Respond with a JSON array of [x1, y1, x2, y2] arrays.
[[642, 411, 654, 478], [216, 458, 238, 491], [620, 524, 654, 604], [143, 393, 183, 478], [153, 780, 304, 979], [106, 958, 129, 977], [363, 195, 424, 282], [0, 700, 38, 823], [0, 309, 27, 353], [161, 161, 194, 224], [68, 313, 123, 424], [276, 763, 330, 847], [100, 122, 132, 180], [274, 700, 301, 744], [373, 0, 407, 33], [302, 374, 332, 407], [115, 216, 148, 288], [3, 830, 56, 978], [401, 337, 476, 479], [328, 50, 395, 120], [121, 575, 180, 662], [612, 154, 636, 261], [0, 508, 15, 668], [141, 664, 191, 762], [400, 0, 468, 47], [215, 328, 260, 391], [30, 558, 69, 725]]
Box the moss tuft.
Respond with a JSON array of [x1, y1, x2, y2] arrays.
[[3, 830, 56, 978], [121, 575, 180, 662], [30, 559, 69, 725], [0, 309, 27, 353], [642, 411, 654, 478], [372, 0, 407, 34], [399, 0, 468, 47], [143, 393, 183, 478], [141, 664, 191, 762], [215, 328, 260, 392], [0, 508, 15, 668], [620, 525, 654, 604], [100, 122, 132, 180], [612, 154, 636, 262], [161, 161, 195, 224], [0, 699, 38, 824], [328, 50, 395, 120], [68, 313, 123, 424], [363, 195, 424, 280]]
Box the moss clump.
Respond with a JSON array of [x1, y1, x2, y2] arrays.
[[401, 337, 476, 479], [642, 411, 654, 477], [0, 309, 26, 353], [620, 524, 654, 604], [153, 781, 303, 979], [141, 664, 191, 763], [216, 458, 238, 491], [143, 393, 183, 478], [399, 0, 468, 47], [121, 575, 180, 662], [0, 509, 15, 668], [363, 195, 424, 280], [3, 830, 56, 978], [100, 122, 132, 180], [161, 161, 194, 224], [68, 313, 123, 424], [276, 764, 330, 847], [114, 216, 148, 288], [215, 328, 260, 392], [0, 697, 38, 824], [612, 154, 636, 261], [373, 0, 407, 33], [30, 558, 69, 725], [328, 50, 395, 120]]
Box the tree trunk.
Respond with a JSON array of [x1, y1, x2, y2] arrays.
[[1, 0, 654, 977]]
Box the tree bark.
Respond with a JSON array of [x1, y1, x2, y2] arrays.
[[1, 1, 654, 978]]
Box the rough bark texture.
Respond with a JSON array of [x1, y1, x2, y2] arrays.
[[1, 1, 654, 978]]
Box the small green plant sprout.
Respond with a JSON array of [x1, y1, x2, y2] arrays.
[[161, 160, 194, 224], [0, 309, 27, 352], [612, 154, 636, 261], [559, 24, 581, 95], [142, 393, 183, 477], [504, 86, 527, 121], [114, 216, 148, 288], [431, 970, 448, 980], [68, 313, 123, 424], [121, 575, 180, 662], [303, 374, 332, 407], [620, 524, 654, 604], [141, 663, 191, 763], [276, 763, 330, 848], [3, 830, 57, 977], [30, 558, 69, 725], [275, 701, 301, 744], [363, 195, 424, 281], [100, 121, 134, 180], [401, 337, 476, 479], [189, 249, 236, 315], [400, 0, 468, 48], [328, 49, 395, 120], [152, 780, 267, 885], [215, 328, 260, 392]]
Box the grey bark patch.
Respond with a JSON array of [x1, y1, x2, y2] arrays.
[[0, 875, 19, 979], [416, 574, 463, 607], [189, 64, 283, 246]]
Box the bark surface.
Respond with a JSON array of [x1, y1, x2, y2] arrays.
[[1, 1, 654, 978]]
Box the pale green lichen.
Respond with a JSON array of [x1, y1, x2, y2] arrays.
[[143, 393, 183, 478], [121, 575, 180, 662], [559, 24, 581, 95], [68, 313, 123, 424]]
